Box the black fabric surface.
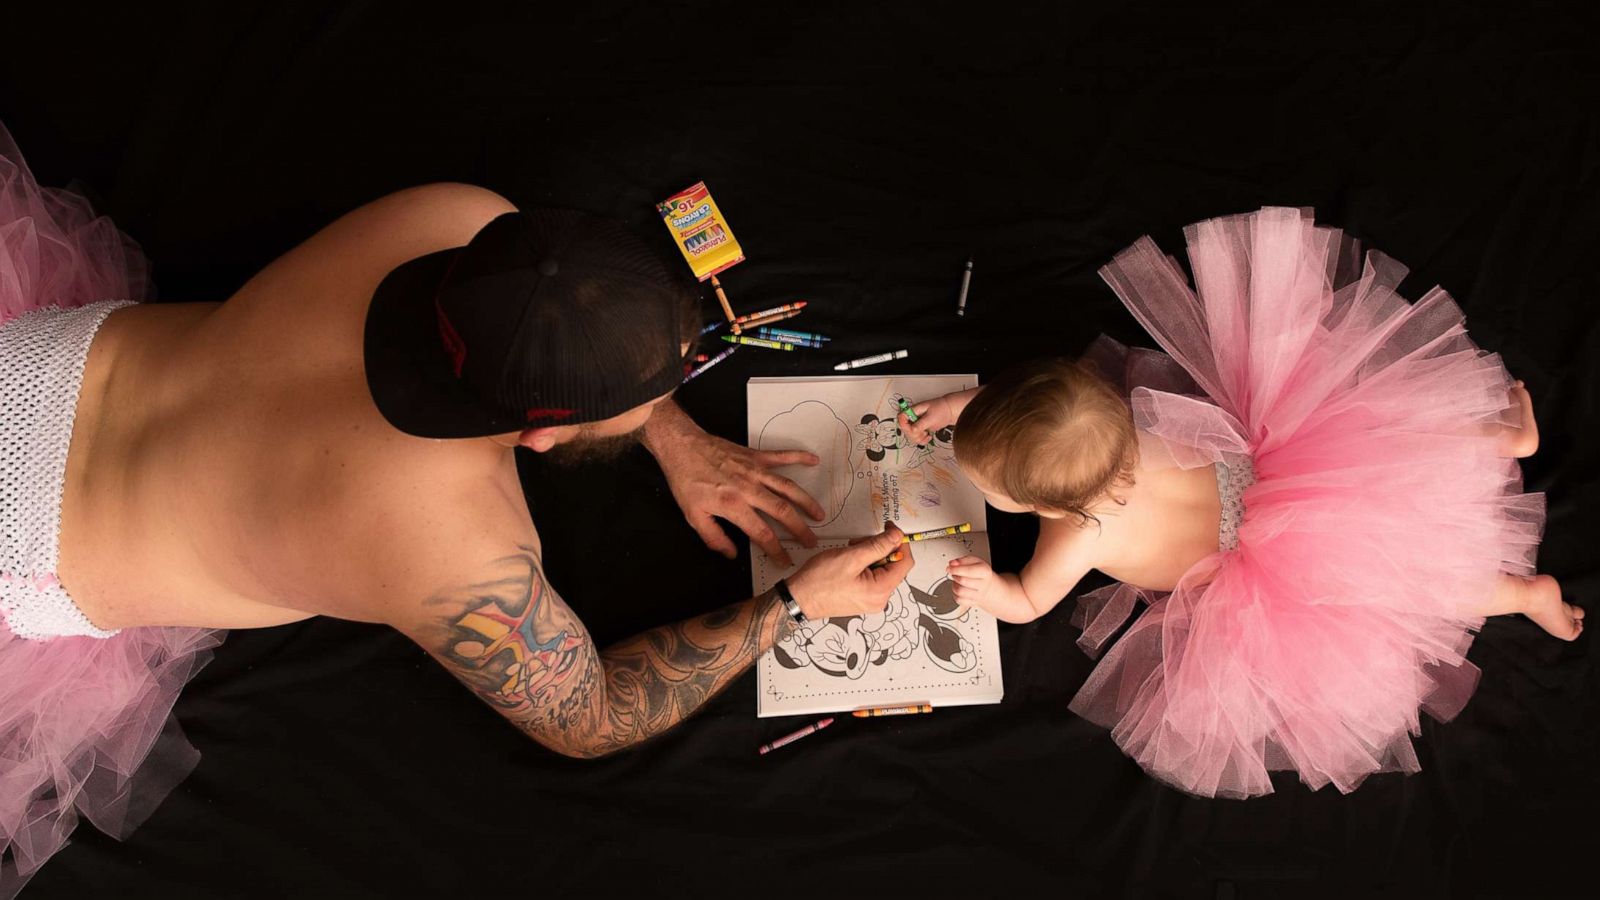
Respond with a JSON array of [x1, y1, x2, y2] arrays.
[[4, 3, 1597, 897]]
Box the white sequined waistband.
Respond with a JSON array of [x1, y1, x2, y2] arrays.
[[0, 301, 132, 640], [1215, 457, 1256, 552]]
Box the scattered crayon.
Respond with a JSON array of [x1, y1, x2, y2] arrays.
[[758, 717, 834, 755], [682, 346, 736, 383], [738, 309, 805, 331], [853, 704, 933, 717], [956, 257, 973, 317], [834, 350, 909, 371], [711, 276, 740, 332], [753, 335, 826, 349], [733, 301, 807, 325], [723, 334, 797, 351], [757, 326, 830, 343]]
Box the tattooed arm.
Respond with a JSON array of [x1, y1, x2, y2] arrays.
[[397, 527, 911, 758]]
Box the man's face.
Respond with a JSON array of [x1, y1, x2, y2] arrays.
[[517, 341, 690, 463], [540, 393, 670, 467]]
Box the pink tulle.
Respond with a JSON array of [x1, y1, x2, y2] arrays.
[[1072, 207, 1544, 799], [0, 122, 223, 896]]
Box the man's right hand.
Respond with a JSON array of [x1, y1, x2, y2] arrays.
[[785, 525, 913, 619]]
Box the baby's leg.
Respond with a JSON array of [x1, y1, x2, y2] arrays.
[[1495, 381, 1539, 458], [1472, 573, 1583, 640]]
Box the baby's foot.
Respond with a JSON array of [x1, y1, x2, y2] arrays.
[[1501, 380, 1539, 458], [1521, 574, 1583, 640]]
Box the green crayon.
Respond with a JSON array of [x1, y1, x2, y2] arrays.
[[722, 334, 797, 351]]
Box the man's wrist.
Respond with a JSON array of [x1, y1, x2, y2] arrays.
[[773, 579, 809, 627], [762, 586, 802, 641], [641, 396, 690, 453]]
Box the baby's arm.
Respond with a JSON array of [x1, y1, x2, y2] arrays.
[[948, 517, 1096, 624], [897, 387, 982, 445]]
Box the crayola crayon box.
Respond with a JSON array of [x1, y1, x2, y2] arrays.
[[657, 182, 746, 281]]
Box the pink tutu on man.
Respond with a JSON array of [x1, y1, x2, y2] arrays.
[[0, 123, 221, 896], [1072, 207, 1544, 798]]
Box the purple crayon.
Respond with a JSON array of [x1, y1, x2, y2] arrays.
[[683, 346, 737, 383]]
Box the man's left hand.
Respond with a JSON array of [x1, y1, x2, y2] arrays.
[[643, 399, 824, 566]]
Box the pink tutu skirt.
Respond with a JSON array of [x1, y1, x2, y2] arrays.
[[0, 122, 222, 895], [1072, 207, 1543, 799]]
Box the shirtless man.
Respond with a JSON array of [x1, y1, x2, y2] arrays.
[[60, 183, 913, 758]]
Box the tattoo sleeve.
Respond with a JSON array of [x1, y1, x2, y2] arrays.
[[417, 546, 797, 758]]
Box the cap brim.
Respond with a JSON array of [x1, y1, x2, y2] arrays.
[[363, 249, 532, 439]]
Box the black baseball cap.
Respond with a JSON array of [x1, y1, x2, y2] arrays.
[[364, 209, 696, 438]]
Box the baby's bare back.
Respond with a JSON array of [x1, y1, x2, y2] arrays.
[[1084, 461, 1222, 592]]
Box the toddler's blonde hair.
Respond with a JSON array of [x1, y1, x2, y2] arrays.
[[955, 358, 1137, 523]]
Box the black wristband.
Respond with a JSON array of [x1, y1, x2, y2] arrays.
[[773, 578, 808, 627]]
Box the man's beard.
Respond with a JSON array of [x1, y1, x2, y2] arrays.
[[542, 424, 644, 467]]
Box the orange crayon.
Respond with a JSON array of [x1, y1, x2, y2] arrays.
[[868, 549, 905, 570], [737, 308, 805, 331], [733, 301, 807, 325]]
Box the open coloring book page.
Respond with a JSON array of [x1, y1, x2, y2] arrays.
[[747, 375, 1003, 717], [747, 375, 987, 539], [752, 533, 1004, 717]]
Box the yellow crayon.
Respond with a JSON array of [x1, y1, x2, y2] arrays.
[[852, 704, 933, 717], [902, 523, 972, 543]]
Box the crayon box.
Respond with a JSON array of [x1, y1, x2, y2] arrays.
[[657, 182, 746, 281]]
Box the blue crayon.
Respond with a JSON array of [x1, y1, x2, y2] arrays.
[[756, 326, 831, 344], [754, 335, 826, 349], [699, 321, 725, 336]]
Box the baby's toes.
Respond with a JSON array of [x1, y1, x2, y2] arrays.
[[1557, 602, 1584, 640]]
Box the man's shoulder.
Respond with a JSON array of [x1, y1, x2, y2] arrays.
[[344, 464, 543, 628]]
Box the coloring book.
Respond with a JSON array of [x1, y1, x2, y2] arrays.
[[748, 375, 1004, 717]]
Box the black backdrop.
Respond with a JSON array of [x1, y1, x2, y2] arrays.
[[4, 3, 1597, 898]]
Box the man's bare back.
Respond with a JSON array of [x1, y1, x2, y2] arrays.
[[61, 183, 524, 631]]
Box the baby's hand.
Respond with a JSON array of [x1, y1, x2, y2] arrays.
[[947, 556, 998, 612], [897, 395, 955, 447]]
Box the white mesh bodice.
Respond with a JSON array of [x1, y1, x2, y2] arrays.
[[0, 301, 132, 640], [1215, 457, 1256, 552]]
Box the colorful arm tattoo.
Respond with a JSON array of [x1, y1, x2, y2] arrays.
[[422, 546, 797, 758]]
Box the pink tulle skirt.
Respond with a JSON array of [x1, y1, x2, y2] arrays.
[[1072, 207, 1543, 799], [0, 122, 222, 895]]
